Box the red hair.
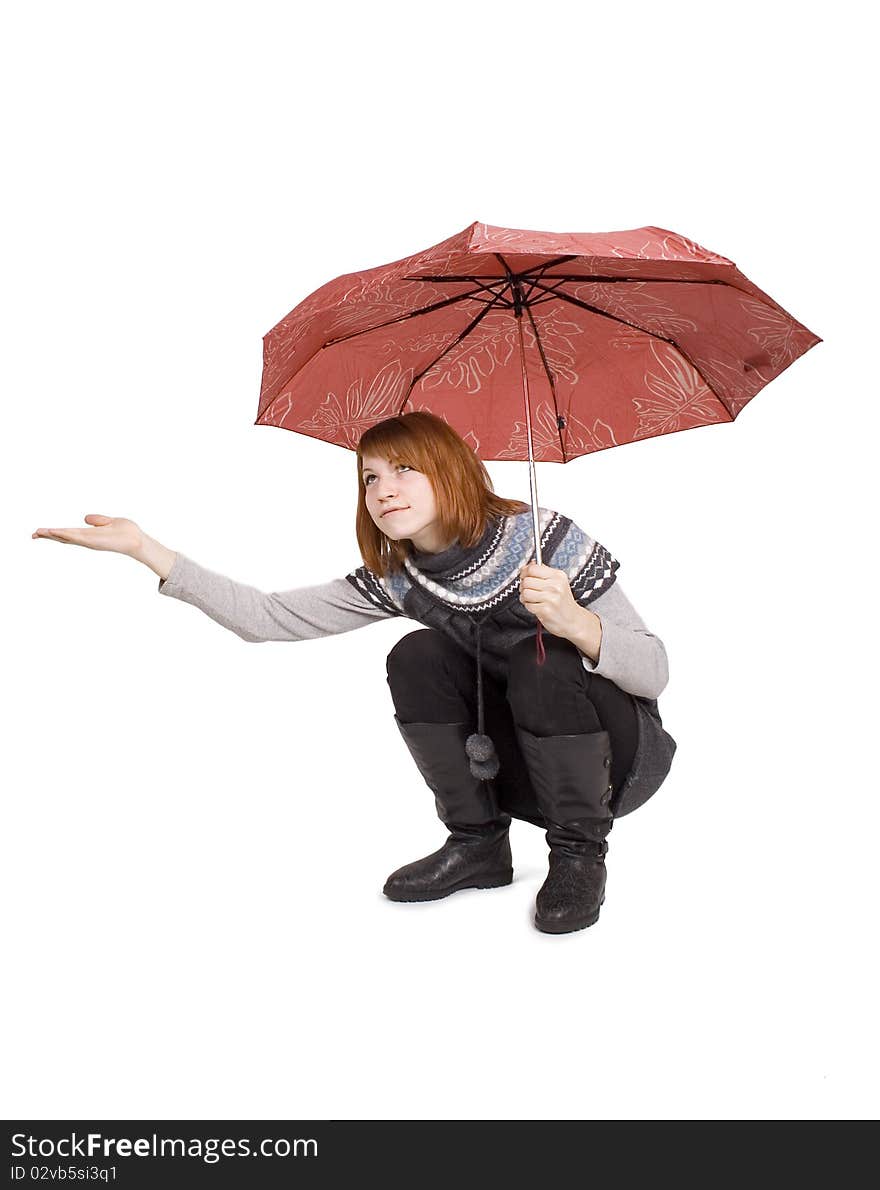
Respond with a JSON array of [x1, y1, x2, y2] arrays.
[[355, 412, 528, 576]]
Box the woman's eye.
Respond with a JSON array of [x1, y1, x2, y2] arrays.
[[364, 464, 412, 487]]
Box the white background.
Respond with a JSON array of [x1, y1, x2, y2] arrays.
[[4, 0, 877, 1121]]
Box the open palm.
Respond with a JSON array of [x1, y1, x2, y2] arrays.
[[32, 514, 143, 556]]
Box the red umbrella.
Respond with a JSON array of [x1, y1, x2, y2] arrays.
[[256, 220, 821, 562]]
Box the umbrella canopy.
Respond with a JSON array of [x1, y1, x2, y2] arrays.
[[257, 220, 820, 450], [256, 220, 820, 560]]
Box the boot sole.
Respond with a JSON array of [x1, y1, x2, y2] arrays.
[[383, 869, 513, 903], [534, 894, 605, 934]]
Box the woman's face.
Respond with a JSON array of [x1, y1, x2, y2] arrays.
[[361, 452, 452, 554]]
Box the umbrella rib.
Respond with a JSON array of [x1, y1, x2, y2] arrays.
[[532, 271, 795, 353], [456, 278, 513, 304], [523, 302, 567, 463], [260, 284, 507, 421], [519, 258, 579, 305], [397, 289, 510, 414], [403, 277, 513, 305], [323, 284, 498, 348], [403, 256, 577, 285], [523, 273, 731, 284], [528, 278, 735, 418], [521, 276, 568, 304], [404, 274, 507, 283]]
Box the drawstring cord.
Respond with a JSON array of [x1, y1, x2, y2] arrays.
[[465, 596, 545, 780], [465, 615, 499, 780], [476, 617, 486, 735]]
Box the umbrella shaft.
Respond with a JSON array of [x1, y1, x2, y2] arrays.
[[528, 459, 543, 565], [515, 300, 543, 566]]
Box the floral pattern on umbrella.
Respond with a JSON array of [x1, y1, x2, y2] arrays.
[[632, 341, 728, 440], [294, 359, 415, 449], [497, 403, 618, 462], [256, 221, 821, 465]]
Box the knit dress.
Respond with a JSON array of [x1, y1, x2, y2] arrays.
[[157, 506, 677, 818]]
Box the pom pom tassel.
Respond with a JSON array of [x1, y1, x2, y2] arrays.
[[466, 732, 500, 780]]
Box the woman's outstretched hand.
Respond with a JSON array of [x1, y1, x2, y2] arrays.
[[32, 514, 144, 557]]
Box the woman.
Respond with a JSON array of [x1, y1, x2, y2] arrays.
[[31, 411, 676, 935]]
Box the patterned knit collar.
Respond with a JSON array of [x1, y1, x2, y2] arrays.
[[401, 508, 563, 616], [406, 514, 504, 579], [346, 507, 619, 623]]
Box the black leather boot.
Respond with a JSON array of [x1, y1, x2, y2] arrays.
[[383, 717, 513, 903], [514, 727, 614, 934]]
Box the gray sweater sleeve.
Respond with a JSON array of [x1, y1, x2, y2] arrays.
[[157, 551, 395, 643], [577, 580, 670, 701]]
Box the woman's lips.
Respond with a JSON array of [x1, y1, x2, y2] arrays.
[[382, 507, 409, 517]]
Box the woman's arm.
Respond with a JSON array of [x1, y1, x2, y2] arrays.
[[32, 517, 392, 643], [534, 515, 670, 700], [135, 532, 177, 581], [154, 549, 395, 643], [519, 539, 670, 701], [570, 581, 670, 700]]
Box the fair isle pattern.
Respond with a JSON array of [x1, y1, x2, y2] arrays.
[[445, 515, 507, 582], [570, 540, 620, 601], [346, 566, 404, 616], [345, 508, 619, 620], [547, 516, 621, 601], [399, 508, 565, 616]]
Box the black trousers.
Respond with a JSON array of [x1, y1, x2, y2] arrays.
[[386, 628, 639, 828]]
